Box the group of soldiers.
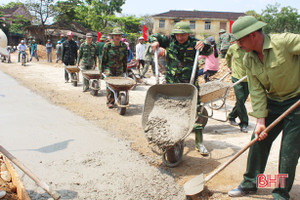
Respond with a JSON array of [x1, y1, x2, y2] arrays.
[[1, 14, 299, 200]]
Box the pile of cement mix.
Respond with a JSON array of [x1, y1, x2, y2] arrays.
[[199, 81, 230, 96], [104, 77, 135, 86], [144, 95, 192, 148]]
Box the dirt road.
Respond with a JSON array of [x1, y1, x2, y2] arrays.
[[0, 55, 299, 199]]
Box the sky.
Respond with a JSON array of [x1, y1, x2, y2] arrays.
[[1, 0, 299, 16]]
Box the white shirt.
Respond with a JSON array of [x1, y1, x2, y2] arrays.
[[136, 43, 146, 60], [18, 44, 27, 52]]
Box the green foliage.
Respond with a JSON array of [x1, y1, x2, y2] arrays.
[[9, 15, 31, 34], [247, 3, 300, 34], [0, 2, 25, 9], [53, 0, 82, 22], [245, 10, 261, 18]]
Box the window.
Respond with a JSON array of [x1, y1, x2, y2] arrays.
[[174, 19, 180, 24], [220, 22, 226, 30], [190, 21, 196, 29], [205, 21, 211, 30], [159, 20, 165, 28]]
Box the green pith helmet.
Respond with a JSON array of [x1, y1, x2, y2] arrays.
[[172, 22, 192, 34], [232, 16, 266, 40], [100, 35, 106, 40], [110, 27, 123, 35], [219, 29, 226, 34]]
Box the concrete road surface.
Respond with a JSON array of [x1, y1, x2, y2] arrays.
[[0, 70, 185, 199]]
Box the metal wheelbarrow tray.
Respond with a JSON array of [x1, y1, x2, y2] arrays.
[[104, 77, 136, 91], [65, 66, 80, 73], [142, 83, 198, 148], [82, 70, 101, 80]]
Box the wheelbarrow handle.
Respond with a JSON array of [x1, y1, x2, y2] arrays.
[[229, 75, 247, 88], [190, 49, 200, 84], [154, 49, 159, 84]]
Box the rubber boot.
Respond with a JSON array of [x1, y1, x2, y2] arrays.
[[195, 129, 209, 156]]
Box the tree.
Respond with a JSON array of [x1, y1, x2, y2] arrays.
[[26, 0, 55, 26], [0, 2, 25, 9], [141, 15, 154, 35], [258, 3, 300, 34], [53, 0, 82, 22], [245, 10, 261, 18]]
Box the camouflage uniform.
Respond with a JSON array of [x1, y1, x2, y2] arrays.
[[149, 22, 212, 155], [77, 41, 97, 90], [96, 39, 106, 65], [217, 31, 233, 58], [100, 28, 128, 104]]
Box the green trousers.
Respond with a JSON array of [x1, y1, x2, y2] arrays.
[[240, 96, 300, 200], [229, 76, 249, 128], [81, 65, 93, 89]]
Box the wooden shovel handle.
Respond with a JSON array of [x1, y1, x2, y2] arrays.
[[205, 99, 300, 182], [0, 145, 61, 200]]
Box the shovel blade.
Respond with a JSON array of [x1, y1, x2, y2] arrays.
[[184, 173, 205, 196]]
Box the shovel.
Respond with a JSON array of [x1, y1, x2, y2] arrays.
[[0, 145, 61, 200], [184, 99, 300, 196]]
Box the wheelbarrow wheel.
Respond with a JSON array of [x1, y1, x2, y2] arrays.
[[162, 141, 184, 168], [71, 73, 78, 87], [118, 93, 127, 115], [128, 71, 137, 90], [90, 80, 99, 96], [197, 106, 208, 128]]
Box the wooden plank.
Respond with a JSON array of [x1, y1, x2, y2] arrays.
[[4, 157, 31, 200]]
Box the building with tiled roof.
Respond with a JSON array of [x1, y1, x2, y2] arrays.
[[152, 10, 245, 39]]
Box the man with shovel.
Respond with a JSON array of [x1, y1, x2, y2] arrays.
[[149, 22, 212, 155], [228, 16, 300, 200]]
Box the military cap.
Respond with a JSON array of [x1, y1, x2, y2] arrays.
[[86, 33, 93, 38], [0, 29, 9, 56], [232, 16, 266, 40], [206, 36, 215, 44], [100, 35, 106, 40], [47, 39, 51, 42], [138, 36, 144, 40], [219, 29, 226, 34], [172, 22, 193, 34], [110, 27, 123, 35]]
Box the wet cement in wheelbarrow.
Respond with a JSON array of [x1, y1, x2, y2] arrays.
[[104, 78, 135, 86], [199, 81, 230, 96], [144, 95, 192, 148]]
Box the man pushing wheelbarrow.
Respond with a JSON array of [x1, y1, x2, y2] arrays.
[[100, 27, 128, 108], [148, 22, 213, 156]]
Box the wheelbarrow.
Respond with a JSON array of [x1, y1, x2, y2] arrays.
[[198, 75, 248, 126], [81, 70, 101, 96], [142, 49, 200, 167], [104, 76, 136, 115], [65, 65, 80, 86]]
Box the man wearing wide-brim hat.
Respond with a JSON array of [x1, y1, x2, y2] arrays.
[[77, 33, 97, 92], [136, 36, 146, 76], [228, 15, 300, 200], [100, 27, 128, 108], [149, 21, 213, 156], [217, 28, 232, 58]]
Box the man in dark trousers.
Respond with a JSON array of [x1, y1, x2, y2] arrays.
[[62, 31, 78, 82]]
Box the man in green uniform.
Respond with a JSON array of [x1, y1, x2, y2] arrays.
[[149, 22, 212, 155], [100, 28, 128, 108], [77, 33, 97, 92], [28, 36, 33, 55], [225, 42, 249, 133], [218, 29, 232, 58], [96, 35, 106, 65], [228, 16, 300, 200]]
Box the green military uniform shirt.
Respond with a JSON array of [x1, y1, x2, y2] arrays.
[[225, 43, 247, 81], [100, 41, 128, 75], [96, 41, 105, 63], [244, 33, 300, 118], [77, 42, 97, 67], [218, 33, 232, 51], [148, 33, 212, 83]]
